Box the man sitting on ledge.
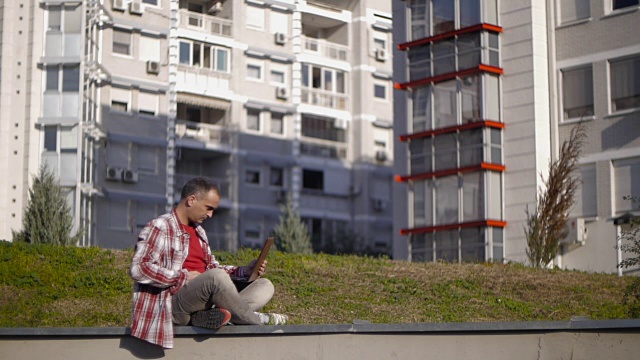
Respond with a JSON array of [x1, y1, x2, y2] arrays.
[[130, 177, 287, 349]]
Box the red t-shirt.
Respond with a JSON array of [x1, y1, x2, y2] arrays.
[[180, 223, 207, 273]]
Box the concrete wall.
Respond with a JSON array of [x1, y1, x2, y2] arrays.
[[1, 320, 640, 360]]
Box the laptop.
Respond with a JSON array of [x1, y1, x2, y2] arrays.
[[231, 237, 274, 290]]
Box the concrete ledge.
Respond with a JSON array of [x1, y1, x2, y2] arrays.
[[2, 320, 640, 360], [1, 318, 640, 337]]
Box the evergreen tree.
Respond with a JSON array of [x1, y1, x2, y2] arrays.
[[12, 165, 80, 246], [273, 195, 313, 254]]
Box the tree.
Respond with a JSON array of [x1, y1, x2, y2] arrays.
[[12, 165, 80, 246], [273, 195, 313, 254], [525, 124, 586, 268], [616, 196, 640, 317]]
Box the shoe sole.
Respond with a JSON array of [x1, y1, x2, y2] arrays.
[[190, 308, 232, 329]]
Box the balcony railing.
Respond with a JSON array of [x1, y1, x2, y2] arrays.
[[175, 120, 233, 145], [300, 139, 347, 160], [177, 9, 232, 37], [301, 36, 349, 61], [301, 88, 348, 110]]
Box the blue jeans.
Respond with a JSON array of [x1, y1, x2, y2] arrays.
[[171, 268, 274, 325]]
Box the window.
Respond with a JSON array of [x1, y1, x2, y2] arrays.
[[434, 79, 457, 128], [111, 87, 130, 112], [374, 38, 386, 50], [270, 112, 284, 134], [301, 115, 346, 142], [303, 169, 324, 190], [573, 165, 597, 217], [561, 66, 594, 119], [461, 74, 481, 122], [409, 0, 487, 41], [270, 69, 285, 85], [613, 157, 640, 214], [459, 0, 481, 28], [613, 0, 639, 10], [270, 167, 284, 187], [43, 125, 77, 152], [409, 127, 498, 174], [246, 5, 265, 30], [138, 91, 158, 116], [46, 66, 59, 91], [247, 109, 261, 131], [301, 64, 346, 93], [178, 41, 229, 72], [142, 0, 159, 5], [411, 233, 433, 262], [62, 65, 80, 92], [44, 126, 57, 151], [374, 82, 387, 100], [413, 74, 500, 131], [410, 0, 428, 40], [559, 0, 590, 24], [610, 55, 640, 112], [247, 63, 263, 81], [113, 28, 132, 56], [409, 44, 431, 81], [48, 6, 61, 31], [433, 0, 455, 34], [246, 169, 261, 185], [47, 4, 82, 33]]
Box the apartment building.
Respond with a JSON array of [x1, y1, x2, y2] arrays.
[[0, 0, 395, 253], [392, 0, 640, 274]]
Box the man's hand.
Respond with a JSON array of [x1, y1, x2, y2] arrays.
[[187, 271, 201, 282], [248, 259, 267, 277]]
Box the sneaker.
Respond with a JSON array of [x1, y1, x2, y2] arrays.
[[256, 312, 288, 325], [190, 308, 232, 329]]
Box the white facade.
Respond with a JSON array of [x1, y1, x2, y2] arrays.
[[0, 0, 395, 254]]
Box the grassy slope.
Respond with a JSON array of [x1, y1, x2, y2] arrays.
[[0, 241, 635, 327]]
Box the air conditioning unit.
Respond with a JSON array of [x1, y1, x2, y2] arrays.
[[372, 198, 387, 212], [559, 217, 587, 246], [276, 87, 288, 100], [333, 118, 348, 130], [146, 60, 160, 75], [274, 32, 287, 45], [208, 2, 223, 14], [112, 0, 126, 11], [122, 169, 139, 183], [129, 0, 144, 15], [375, 48, 387, 62], [375, 150, 387, 162], [175, 123, 187, 137], [106, 166, 123, 181]]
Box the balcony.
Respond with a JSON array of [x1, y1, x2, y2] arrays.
[[301, 35, 349, 62], [176, 64, 231, 96], [176, 120, 233, 144], [177, 9, 232, 38], [300, 138, 347, 160], [301, 88, 348, 110]]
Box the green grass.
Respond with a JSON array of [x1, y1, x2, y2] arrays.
[[0, 241, 636, 327]]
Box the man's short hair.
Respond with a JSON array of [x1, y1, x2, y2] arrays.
[[181, 177, 220, 200]]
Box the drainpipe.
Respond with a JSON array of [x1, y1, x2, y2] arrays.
[[617, 224, 622, 277]]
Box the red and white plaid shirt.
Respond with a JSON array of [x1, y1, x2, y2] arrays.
[[130, 209, 246, 348]]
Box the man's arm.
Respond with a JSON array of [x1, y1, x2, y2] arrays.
[[130, 224, 188, 292]]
